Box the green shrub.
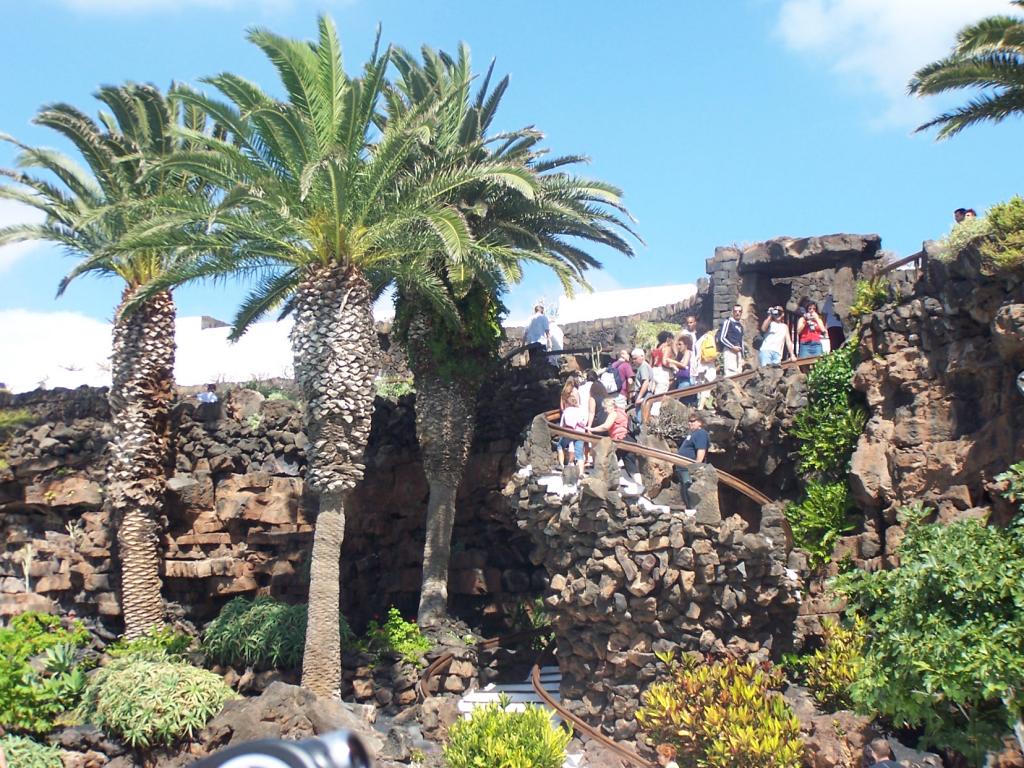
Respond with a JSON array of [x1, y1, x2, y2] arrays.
[[634, 321, 680, 352], [636, 653, 803, 768], [0, 612, 91, 734], [375, 376, 415, 400], [788, 618, 863, 710], [203, 597, 356, 671], [941, 215, 993, 261], [107, 625, 192, 659], [203, 597, 306, 670], [444, 694, 571, 768], [995, 460, 1024, 511], [804, 338, 858, 411], [979, 195, 1024, 271], [791, 403, 867, 475], [363, 607, 431, 666], [77, 653, 236, 748], [848, 278, 889, 318], [834, 504, 1024, 765], [785, 481, 853, 567], [0, 408, 33, 436], [0, 734, 62, 768]]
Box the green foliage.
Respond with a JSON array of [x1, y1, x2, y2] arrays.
[[848, 278, 889, 318], [0, 408, 33, 436], [634, 321, 679, 351], [636, 653, 804, 768], [941, 216, 993, 261], [791, 403, 868, 475], [363, 607, 431, 666], [375, 376, 416, 400], [834, 506, 1024, 764], [979, 195, 1024, 271], [203, 597, 356, 671], [242, 381, 297, 401], [77, 653, 236, 748], [785, 481, 853, 567], [444, 693, 571, 768], [789, 618, 864, 710], [996, 460, 1024, 511], [245, 413, 262, 431], [107, 625, 192, 659], [0, 612, 91, 734], [203, 597, 306, 670], [0, 734, 63, 768], [804, 338, 858, 411]]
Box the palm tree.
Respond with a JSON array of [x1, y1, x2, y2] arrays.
[[909, 0, 1024, 138], [385, 45, 640, 625], [0, 84, 209, 638], [119, 17, 542, 696]]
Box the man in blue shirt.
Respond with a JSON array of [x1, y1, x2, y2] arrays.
[[675, 415, 710, 508], [718, 304, 745, 376]]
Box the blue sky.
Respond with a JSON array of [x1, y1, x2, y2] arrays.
[[0, 0, 1021, 328]]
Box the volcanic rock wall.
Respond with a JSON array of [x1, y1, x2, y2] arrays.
[[509, 421, 803, 739], [850, 245, 1024, 536], [0, 365, 558, 628]]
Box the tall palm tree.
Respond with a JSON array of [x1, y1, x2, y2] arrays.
[[119, 17, 541, 696], [0, 84, 209, 638], [385, 45, 640, 625], [909, 1, 1024, 138]]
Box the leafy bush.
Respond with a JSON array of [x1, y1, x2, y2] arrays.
[[634, 321, 680, 351], [787, 618, 863, 710], [979, 195, 1024, 271], [637, 653, 803, 768], [363, 607, 431, 666], [834, 505, 1024, 765], [996, 460, 1024, 511], [848, 278, 889, 318], [941, 215, 993, 261], [791, 403, 867, 476], [444, 694, 571, 768], [0, 612, 91, 734], [785, 481, 852, 567], [107, 625, 193, 659], [203, 597, 306, 670], [203, 597, 356, 671], [804, 338, 858, 411], [0, 734, 62, 768], [375, 376, 415, 400], [77, 653, 236, 748], [0, 407, 33, 435]]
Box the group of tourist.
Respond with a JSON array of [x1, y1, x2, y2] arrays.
[[551, 296, 849, 499]]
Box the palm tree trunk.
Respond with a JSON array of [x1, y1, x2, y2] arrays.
[[407, 311, 480, 626], [292, 266, 377, 697], [108, 289, 175, 639]]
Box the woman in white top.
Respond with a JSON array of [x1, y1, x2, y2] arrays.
[[759, 306, 795, 366]]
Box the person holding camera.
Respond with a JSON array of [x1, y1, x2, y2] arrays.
[[759, 306, 795, 366], [797, 300, 827, 358]]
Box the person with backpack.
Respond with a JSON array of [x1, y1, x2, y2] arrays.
[[718, 304, 745, 376], [601, 349, 634, 408], [693, 328, 719, 409], [589, 396, 642, 486]]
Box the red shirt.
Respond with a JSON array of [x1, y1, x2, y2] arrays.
[[609, 410, 629, 440]]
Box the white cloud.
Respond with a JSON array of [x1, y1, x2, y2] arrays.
[[0, 200, 46, 273], [0, 310, 112, 393], [775, 0, 1019, 127]]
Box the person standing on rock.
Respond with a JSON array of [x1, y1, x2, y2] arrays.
[[718, 304, 745, 376], [197, 383, 218, 404], [759, 306, 794, 366], [675, 415, 710, 508], [522, 303, 550, 363], [863, 738, 901, 767], [557, 391, 587, 468], [797, 300, 826, 358]]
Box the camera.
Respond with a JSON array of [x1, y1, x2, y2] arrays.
[[768, 307, 781, 317], [190, 731, 372, 768]]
